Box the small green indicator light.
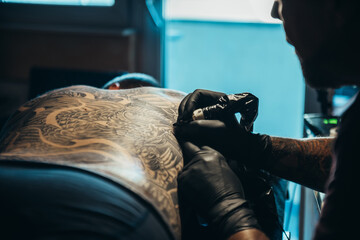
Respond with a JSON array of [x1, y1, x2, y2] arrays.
[[323, 119, 329, 124], [329, 119, 338, 124]]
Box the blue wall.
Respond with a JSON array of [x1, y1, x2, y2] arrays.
[[165, 21, 305, 138]]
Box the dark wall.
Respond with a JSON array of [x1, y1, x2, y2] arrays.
[[0, 0, 162, 129]]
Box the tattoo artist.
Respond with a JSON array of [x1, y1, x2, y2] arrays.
[[174, 0, 358, 239]]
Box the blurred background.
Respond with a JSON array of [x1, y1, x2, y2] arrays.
[[1, 0, 358, 239]]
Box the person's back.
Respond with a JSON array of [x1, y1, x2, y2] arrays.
[[0, 85, 185, 239]]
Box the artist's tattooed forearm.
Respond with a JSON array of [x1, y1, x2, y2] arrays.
[[270, 136, 333, 192], [0, 85, 186, 239]]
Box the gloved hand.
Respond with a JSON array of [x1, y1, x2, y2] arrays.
[[175, 119, 273, 170], [177, 89, 226, 123], [178, 142, 261, 239], [175, 89, 274, 170]]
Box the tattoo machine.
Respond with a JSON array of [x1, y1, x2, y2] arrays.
[[191, 92, 259, 131]]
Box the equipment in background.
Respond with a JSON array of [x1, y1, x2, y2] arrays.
[[303, 113, 340, 222], [102, 73, 160, 90], [304, 114, 339, 138]]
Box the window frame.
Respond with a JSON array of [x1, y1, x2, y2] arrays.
[[0, 0, 130, 33]]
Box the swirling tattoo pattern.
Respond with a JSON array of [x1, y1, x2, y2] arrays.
[[0, 86, 186, 239], [270, 136, 333, 192]]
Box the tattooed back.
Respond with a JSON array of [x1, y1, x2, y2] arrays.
[[0, 85, 186, 239]]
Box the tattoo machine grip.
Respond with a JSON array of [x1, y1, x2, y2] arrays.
[[192, 93, 259, 132]]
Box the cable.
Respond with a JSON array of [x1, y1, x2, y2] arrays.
[[282, 183, 298, 239], [145, 0, 164, 28]]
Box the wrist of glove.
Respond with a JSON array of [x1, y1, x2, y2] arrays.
[[175, 120, 275, 170], [208, 195, 260, 239], [245, 132, 274, 170], [178, 142, 262, 239]]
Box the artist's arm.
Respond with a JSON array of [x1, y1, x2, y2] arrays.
[[175, 120, 334, 193], [269, 137, 333, 192], [178, 143, 268, 240]]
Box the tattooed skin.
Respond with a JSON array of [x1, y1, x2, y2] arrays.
[[270, 136, 334, 192], [0, 86, 186, 239]]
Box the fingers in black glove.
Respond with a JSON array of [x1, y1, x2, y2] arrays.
[[179, 143, 245, 210], [175, 120, 247, 160], [178, 142, 261, 239], [175, 120, 273, 170], [180, 141, 203, 166], [178, 89, 226, 122]]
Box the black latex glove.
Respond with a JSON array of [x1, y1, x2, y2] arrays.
[[178, 142, 261, 239], [177, 89, 226, 123], [175, 119, 273, 170], [175, 89, 273, 170]]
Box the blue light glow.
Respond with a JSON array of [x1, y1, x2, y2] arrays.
[[1, 0, 114, 6]]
